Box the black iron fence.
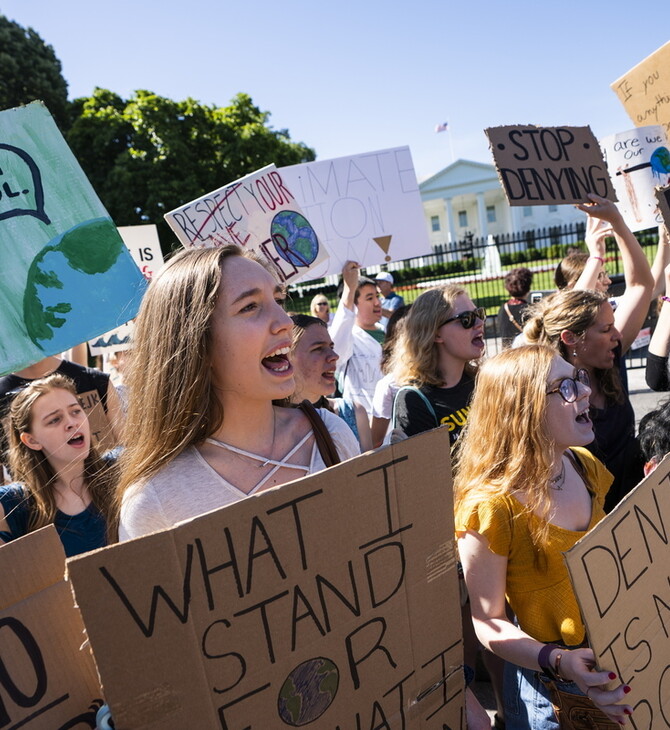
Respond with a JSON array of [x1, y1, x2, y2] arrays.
[[287, 223, 660, 367]]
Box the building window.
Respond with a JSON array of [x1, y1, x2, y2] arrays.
[[548, 205, 558, 212], [486, 205, 496, 223], [430, 215, 440, 232], [458, 210, 468, 227], [523, 206, 532, 217]]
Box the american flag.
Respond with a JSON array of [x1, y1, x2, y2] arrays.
[[435, 121, 449, 133]]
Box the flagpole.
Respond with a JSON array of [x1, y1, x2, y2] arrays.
[[448, 125, 455, 163]]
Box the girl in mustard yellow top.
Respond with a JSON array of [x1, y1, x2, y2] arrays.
[[454, 345, 633, 729]]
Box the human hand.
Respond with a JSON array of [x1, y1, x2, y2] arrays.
[[584, 215, 612, 259], [465, 687, 491, 730], [664, 261, 670, 296], [560, 648, 633, 724], [342, 261, 360, 290], [575, 193, 624, 227]]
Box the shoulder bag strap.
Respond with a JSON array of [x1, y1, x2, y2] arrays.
[[504, 302, 523, 332], [298, 400, 341, 467], [392, 386, 438, 428]]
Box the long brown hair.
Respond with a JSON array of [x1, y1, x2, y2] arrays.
[[453, 346, 559, 557], [113, 245, 268, 530], [7, 374, 117, 532], [523, 289, 622, 403]]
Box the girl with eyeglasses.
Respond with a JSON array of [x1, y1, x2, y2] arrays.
[[454, 345, 632, 729], [390, 285, 485, 443]]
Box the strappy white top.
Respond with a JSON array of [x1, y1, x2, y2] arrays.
[[119, 409, 360, 540]]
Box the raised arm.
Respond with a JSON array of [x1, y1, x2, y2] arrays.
[[651, 225, 670, 299], [573, 215, 613, 291], [329, 261, 360, 368], [458, 529, 632, 724], [576, 194, 654, 354], [647, 262, 670, 391]]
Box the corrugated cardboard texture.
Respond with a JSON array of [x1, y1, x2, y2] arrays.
[[485, 125, 616, 206], [68, 428, 465, 729], [0, 525, 103, 728], [565, 454, 670, 727], [611, 41, 670, 138]]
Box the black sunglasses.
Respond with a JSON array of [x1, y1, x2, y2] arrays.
[[440, 307, 486, 330], [546, 369, 590, 403]]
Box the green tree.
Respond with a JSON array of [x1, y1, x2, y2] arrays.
[[0, 15, 69, 129], [67, 89, 316, 251]]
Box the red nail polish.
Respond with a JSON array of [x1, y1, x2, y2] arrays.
[[609, 672, 617, 680], [624, 709, 632, 715], [623, 685, 632, 694]]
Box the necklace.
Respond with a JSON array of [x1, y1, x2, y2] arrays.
[[549, 458, 566, 490]]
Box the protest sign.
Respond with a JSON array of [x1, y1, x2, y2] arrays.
[[0, 101, 147, 377], [565, 455, 670, 728], [601, 126, 670, 231], [165, 165, 330, 284], [68, 428, 465, 729], [0, 525, 103, 728], [612, 41, 670, 137], [485, 125, 616, 206], [656, 182, 670, 232], [118, 224, 164, 282], [87, 225, 162, 355], [280, 146, 431, 277]]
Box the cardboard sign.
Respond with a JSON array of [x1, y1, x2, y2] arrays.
[[68, 429, 465, 729], [612, 41, 670, 137], [165, 165, 330, 284], [601, 126, 670, 231], [565, 455, 670, 727], [0, 526, 103, 728], [485, 125, 616, 206], [280, 147, 431, 277], [0, 102, 147, 377], [656, 182, 670, 232], [77, 388, 116, 453]]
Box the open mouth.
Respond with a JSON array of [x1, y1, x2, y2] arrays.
[[576, 409, 591, 424], [262, 346, 292, 374], [472, 335, 485, 349], [68, 433, 85, 446], [322, 370, 336, 382]]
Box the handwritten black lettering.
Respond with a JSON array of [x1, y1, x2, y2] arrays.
[[345, 617, 397, 690]]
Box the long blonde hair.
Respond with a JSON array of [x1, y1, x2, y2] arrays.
[[7, 374, 117, 532], [391, 285, 476, 387], [523, 289, 622, 403], [453, 346, 559, 555], [114, 245, 264, 529]]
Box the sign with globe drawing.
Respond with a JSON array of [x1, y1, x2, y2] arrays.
[[165, 164, 331, 284], [68, 428, 465, 729], [0, 101, 147, 376]]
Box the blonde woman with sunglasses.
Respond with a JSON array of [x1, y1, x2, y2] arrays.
[[390, 285, 485, 443]]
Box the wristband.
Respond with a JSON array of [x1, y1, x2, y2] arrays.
[[538, 643, 562, 681], [589, 256, 604, 264], [662, 296, 670, 304]]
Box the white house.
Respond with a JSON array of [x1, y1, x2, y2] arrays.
[[420, 159, 585, 247]]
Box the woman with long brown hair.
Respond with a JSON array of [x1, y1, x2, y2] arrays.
[[115, 245, 359, 540], [0, 373, 117, 556]]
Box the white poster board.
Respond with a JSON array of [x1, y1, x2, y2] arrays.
[[601, 126, 670, 231], [280, 146, 431, 277], [164, 164, 330, 284]]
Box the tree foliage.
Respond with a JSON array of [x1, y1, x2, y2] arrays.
[[0, 15, 69, 128], [66, 89, 316, 251]]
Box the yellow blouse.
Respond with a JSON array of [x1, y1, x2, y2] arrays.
[[455, 447, 613, 645]]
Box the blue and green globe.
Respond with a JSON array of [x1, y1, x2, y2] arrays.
[[23, 217, 145, 349], [271, 211, 320, 269], [277, 657, 339, 726]]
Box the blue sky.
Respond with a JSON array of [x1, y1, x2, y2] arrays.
[[3, 1, 669, 181]]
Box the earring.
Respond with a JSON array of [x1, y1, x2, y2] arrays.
[[572, 350, 577, 358]]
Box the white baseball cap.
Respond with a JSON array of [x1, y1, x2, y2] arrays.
[[375, 272, 394, 284]]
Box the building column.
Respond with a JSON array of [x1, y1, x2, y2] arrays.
[[476, 192, 488, 239], [444, 197, 456, 243], [509, 204, 521, 233]]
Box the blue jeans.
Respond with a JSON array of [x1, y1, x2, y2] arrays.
[[504, 661, 586, 730]]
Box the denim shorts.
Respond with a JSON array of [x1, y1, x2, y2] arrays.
[[504, 660, 585, 730]]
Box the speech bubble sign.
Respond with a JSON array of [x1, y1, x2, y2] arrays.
[[0, 143, 50, 225]]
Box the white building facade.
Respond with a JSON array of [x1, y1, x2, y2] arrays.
[[420, 159, 585, 248]]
